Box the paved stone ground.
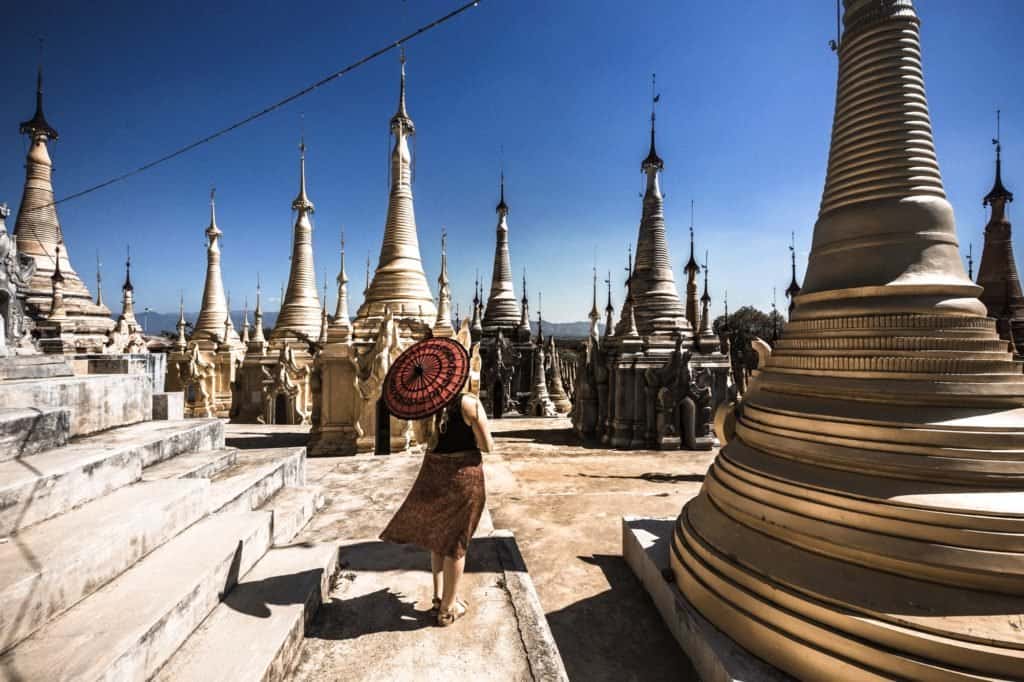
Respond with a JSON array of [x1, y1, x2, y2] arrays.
[[225, 418, 713, 681], [485, 417, 710, 682]]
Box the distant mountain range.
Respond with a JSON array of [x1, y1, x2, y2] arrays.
[[145, 311, 601, 340]]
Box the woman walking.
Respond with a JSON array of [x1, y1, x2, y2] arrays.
[[379, 337, 494, 626]]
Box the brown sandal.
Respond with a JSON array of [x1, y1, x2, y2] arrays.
[[436, 599, 468, 627]]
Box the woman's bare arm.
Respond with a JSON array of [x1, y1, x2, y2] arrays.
[[462, 394, 495, 453]]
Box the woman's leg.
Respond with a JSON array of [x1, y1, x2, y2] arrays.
[[430, 552, 444, 603], [440, 553, 467, 613]]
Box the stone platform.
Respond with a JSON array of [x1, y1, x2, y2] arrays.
[[622, 517, 792, 682]]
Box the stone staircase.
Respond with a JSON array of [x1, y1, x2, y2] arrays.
[[0, 357, 333, 682]]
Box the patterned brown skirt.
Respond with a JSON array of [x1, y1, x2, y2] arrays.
[[380, 449, 486, 559]]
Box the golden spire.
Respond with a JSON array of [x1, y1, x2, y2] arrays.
[[271, 138, 322, 341], [354, 51, 436, 337], [250, 273, 267, 349], [330, 229, 352, 336], [192, 187, 239, 344], [433, 227, 455, 337], [174, 291, 187, 350], [672, 3, 1024, 678]]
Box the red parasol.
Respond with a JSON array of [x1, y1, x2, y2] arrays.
[[383, 337, 470, 420]]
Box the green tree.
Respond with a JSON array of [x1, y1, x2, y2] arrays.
[[712, 306, 785, 370]]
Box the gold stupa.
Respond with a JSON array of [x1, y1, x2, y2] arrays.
[[672, 1, 1024, 678]]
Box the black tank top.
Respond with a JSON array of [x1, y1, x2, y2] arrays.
[[433, 398, 479, 454]]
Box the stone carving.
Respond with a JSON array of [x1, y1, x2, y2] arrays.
[[645, 337, 714, 450], [0, 203, 36, 354], [177, 343, 215, 418]]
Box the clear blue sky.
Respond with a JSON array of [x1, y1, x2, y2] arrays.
[[2, 1, 1022, 321]]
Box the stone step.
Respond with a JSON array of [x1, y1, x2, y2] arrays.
[[0, 478, 209, 654], [142, 447, 239, 481], [260, 484, 325, 546], [209, 447, 306, 515], [0, 419, 223, 535], [0, 374, 151, 436], [0, 511, 273, 682], [0, 407, 70, 461], [0, 356, 73, 381], [153, 543, 338, 682]]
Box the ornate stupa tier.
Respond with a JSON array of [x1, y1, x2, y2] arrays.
[[631, 107, 688, 336], [353, 54, 436, 341], [483, 173, 521, 333], [270, 141, 322, 342], [673, 2, 1024, 679], [800, 0, 980, 318], [192, 190, 240, 345], [14, 69, 111, 330]]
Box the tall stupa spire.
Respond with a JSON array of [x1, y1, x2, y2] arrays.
[[354, 50, 436, 336], [603, 271, 615, 338], [630, 74, 688, 336], [192, 188, 239, 343], [785, 231, 802, 318], [976, 108, 1023, 351], [271, 137, 321, 341], [483, 169, 521, 332], [331, 229, 352, 336], [14, 64, 111, 330], [673, 3, 1024, 678], [118, 245, 139, 330], [683, 202, 700, 332], [250, 273, 267, 350], [174, 292, 187, 351], [433, 228, 455, 337], [588, 266, 600, 338]]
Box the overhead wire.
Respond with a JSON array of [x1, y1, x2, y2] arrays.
[[21, 0, 484, 215]]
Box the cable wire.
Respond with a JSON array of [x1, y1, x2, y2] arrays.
[[24, 0, 484, 214]]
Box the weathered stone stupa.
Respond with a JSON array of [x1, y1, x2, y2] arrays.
[[574, 92, 729, 449], [479, 175, 537, 417], [14, 68, 113, 351], [310, 53, 438, 455], [233, 141, 321, 424], [976, 121, 1023, 354], [167, 191, 244, 417], [671, 2, 1024, 678]]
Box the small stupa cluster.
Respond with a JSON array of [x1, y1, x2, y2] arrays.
[[571, 86, 731, 450]]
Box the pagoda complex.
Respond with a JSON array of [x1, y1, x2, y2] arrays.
[[14, 68, 113, 351], [167, 190, 244, 417], [669, 2, 1024, 678], [572, 92, 729, 450], [310, 53, 440, 455], [233, 141, 321, 424], [478, 173, 538, 418], [976, 120, 1023, 355]]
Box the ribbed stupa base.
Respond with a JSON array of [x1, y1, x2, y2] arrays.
[[673, 306, 1024, 680]]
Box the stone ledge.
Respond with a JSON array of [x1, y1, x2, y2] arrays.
[[491, 528, 570, 682], [622, 516, 792, 682]]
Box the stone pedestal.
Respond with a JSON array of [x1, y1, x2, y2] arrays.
[[308, 341, 363, 456]]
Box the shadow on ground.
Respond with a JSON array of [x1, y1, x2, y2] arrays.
[[545, 554, 698, 682], [308, 588, 436, 640], [226, 431, 309, 450], [576, 472, 705, 484]]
